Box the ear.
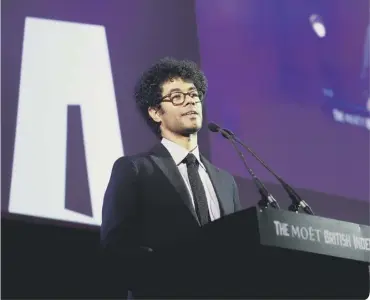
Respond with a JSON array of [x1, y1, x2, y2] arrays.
[[148, 106, 162, 123]]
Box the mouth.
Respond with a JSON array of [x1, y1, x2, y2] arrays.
[[182, 111, 199, 116]]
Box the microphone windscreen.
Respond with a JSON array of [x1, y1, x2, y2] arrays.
[[208, 122, 220, 132], [223, 128, 235, 136]]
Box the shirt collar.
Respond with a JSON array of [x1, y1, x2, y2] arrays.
[[161, 138, 205, 169]]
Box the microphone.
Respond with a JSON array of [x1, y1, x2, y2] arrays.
[[209, 122, 314, 215], [208, 122, 280, 210]]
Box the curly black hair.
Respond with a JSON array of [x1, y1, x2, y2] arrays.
[[134, 57, 208, 137]]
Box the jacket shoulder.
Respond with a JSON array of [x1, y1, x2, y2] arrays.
[[111, 150, 154, 174]]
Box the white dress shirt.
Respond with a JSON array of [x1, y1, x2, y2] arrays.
[[161, 138, 221, 221]]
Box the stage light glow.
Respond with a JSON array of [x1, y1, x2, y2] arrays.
[[309, 14, 326, 38]]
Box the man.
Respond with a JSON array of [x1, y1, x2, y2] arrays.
[[100, 57, 242, 298]]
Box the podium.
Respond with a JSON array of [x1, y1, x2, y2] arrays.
[[137, 206, 370, 299]]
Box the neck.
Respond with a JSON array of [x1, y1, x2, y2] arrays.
[[162, 131, 198, 151]]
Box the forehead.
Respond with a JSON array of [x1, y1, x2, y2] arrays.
[[161, 78, 196, 95]]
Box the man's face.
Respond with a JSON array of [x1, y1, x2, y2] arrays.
[[149, 78, 203, 136]]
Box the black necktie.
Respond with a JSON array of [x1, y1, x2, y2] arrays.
[[184, 153, 210, 225]]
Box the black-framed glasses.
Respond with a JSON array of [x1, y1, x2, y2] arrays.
[[161, 91, 203, 106]]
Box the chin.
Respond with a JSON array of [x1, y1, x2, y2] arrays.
[[182, 126, 201, 136]]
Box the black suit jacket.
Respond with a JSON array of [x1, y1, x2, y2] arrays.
[[100, 143, 242, 294]]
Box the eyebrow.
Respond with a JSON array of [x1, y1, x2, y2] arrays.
[[167, 87, 197, 94]]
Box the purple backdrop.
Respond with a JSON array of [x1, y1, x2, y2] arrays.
[[1, 0, 369, 227], [1, 0, 210, 222], [196, 0, 369, 203]]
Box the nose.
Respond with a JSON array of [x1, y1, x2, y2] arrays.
[[184, 95, 196, 106]]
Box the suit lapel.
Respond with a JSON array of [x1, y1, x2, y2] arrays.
[[200, 155, 233, 217], [149, 144, 200, 225]]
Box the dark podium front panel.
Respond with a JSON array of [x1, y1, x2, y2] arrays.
[[130, 206, 370, 299]]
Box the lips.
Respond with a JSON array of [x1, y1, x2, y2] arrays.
[[182, 111, 198, 116]]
